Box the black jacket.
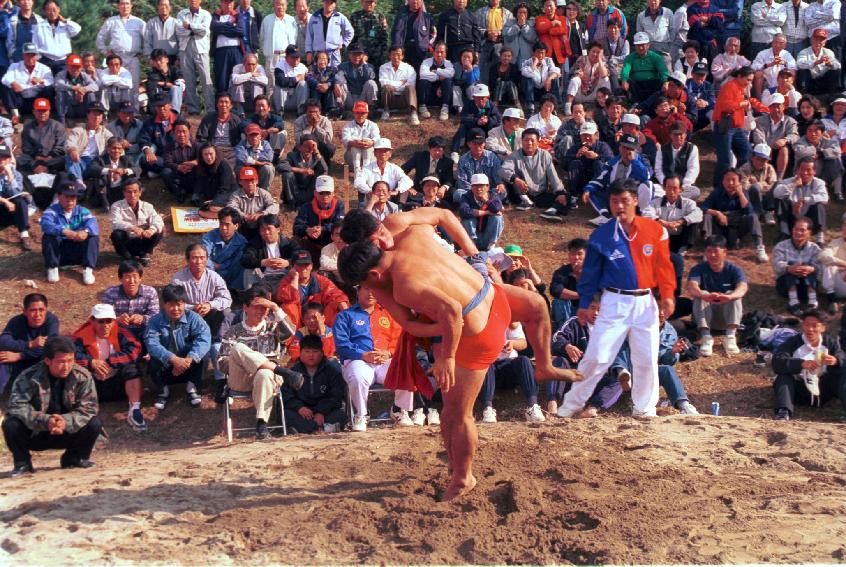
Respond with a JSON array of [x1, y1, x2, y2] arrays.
[[773, 333, 845, 377], [401, 150, 455, 190], [196, 112, 243, 147], [282, 358, 345, 415], [240, 235, 298, 270]]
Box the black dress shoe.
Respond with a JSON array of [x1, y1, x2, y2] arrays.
[[255, 420, 270, 440], [60, 457, 94, 469], [10, 462, 34, 477], [214, 380, 228, 404]]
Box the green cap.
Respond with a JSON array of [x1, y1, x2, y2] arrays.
[[503, 244, 523, 256]]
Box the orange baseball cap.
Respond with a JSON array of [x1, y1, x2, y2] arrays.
[[352, 101, 369, 113], [67, 54, 82, 67], [239, 166, 258, 181], [33, 98, 51, 111]]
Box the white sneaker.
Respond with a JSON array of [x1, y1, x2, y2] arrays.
[[82, 267, 95, 285], [481, 406, 497, 423], [589, 214, 610, 226], [525, 404, 546, 422], [540, 207, 563, 221], [427, 408, 440, 425], [392, 409, 414, 427], [352, 415, 368, 432], [380, 110, 390, 121], [756, 244, 769, 263], [516, 194, 534, 211], [439, 105, 449, 121], [409, 111, 420, 126], [411, 407, 426, 426], [764, 211, 776, 225], [450, 151, 460, 164], [677, 401, 699, 415], [700, 335, 714, 357], [724, 334, 740, 356], [555, 405, 577, 418], [418, 104, 430, 119], [46, 267, 59, 283]]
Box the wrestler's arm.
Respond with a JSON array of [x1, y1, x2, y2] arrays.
[[375, 291, 443, 337], [384, 208, 480, 256]]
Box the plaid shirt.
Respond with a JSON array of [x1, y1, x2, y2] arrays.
[[101, 284, 161, 332]]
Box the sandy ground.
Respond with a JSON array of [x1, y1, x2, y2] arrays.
[[2, 415, 846, 565]]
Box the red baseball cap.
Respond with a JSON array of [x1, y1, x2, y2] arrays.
[[239, 166, 258, 181], [33, 98, 50, 111], [244, 123, 262, 135], [67, 54, 82, 67], [352, 101, 369, 114]]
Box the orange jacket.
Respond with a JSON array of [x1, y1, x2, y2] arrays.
[[370, 304, 401, 355], [534, 15, 572, 65], [276, 272, 349, 329]]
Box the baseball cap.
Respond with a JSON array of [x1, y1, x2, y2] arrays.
[[348, 42, 365, 53], [472, 84, 490, 98], [692, 62, 708, 75], [58, 181, 84, 196], [239, 166, 258, 181], [117, 101, 136, 113], [620, 134, 640, 149], [833, 96, 846, 105], [315, 175, 335, 193], [87, 101, 106, 114], [244, 123, 262, 135], [502, 107, 525, 120], [752, 143, 772, 159], [579, 121, 598, 135], [669, 121, 688, 133], [67, 54, 82, 67], [33, 98, 51, 111], [352, 100, 369, 113], [374, 138, 392, 150], [285, 44, 301, 57], [428, 135, 446, 148], [668, 70, 688, 86], [633, 32, 650, 45], [22, 42, 37, 54], [768, 92, 786, 106], [503, 244, 524, 256], [621, 113, 640, 126], [470, 173, 489, 185], [813, 28, 829, 38], [293, 250, 313, 265], [466, 128, 486, 144], [421, 175, 440, 185], [0, 143, 11, 158], [91, 304, 117, 320]]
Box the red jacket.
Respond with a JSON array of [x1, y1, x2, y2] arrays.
[[534, 15, 571, 65], [644, 112, 693, 146], [275, 272, 349, 328]]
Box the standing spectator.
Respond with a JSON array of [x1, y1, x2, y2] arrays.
[[240, 214, 297, 291], [534, 0, 570, 73], [226, 166, 279, 241], [701, 168, 769, 261], [712, 67, 764, 185], [0, 293, 59, 394], [710, 36, 751, 86], [500, 128, 566, 214], [350, 0, 388, 72], [175, 0, 214, 115], [144, 0, 179, 62], [454, 129, 505, 203], [109, 179, 164, 265], [260, 0, 298, 107], [54, 54, 98, 125], [283, 335, 345, 433], [621, 33, 669, 103], [293, 175, 345, 263], [201, 206, 247, 290], [236, 0, 262, 55], [353, 138, 413, 202], [651, 175, 703, 254], [305, 0, 353, 68], [773, 157, 829, 240], [274, 43, 308, 114], [1, 42, 52, 120], [8, 0, 42, 64], [390, 0, 434, 71], [458, 173, 503, 251], [783, 0, 810, 57], [100, 259, 160, 342], [417, 42, 455, 123], [520, 42, 561, 117], [210, 0, 244, 95], [655, 122, 701, 199], [474, 0, 513, 86], [751, 0, 788, 56], [796, 27, 841, 93], [95, 0, 145, 97], [586, 0, 627, 43], [637, 0, 674, 60], [686, 0, 725, 64], [378, 45, 418, 124], [503, 3, 537, 69], [32, 0, 79, 76], [437, 0, 481, 64], [235, 123, 274, 190], [294, 0, 309, 53], [341, 101, 379, 175], [773, 217, 822, 314], [278, 134, 329, 207], [40, 181, 98, 285], [0, 143, 31, 251], [293, 98, 336, 163]]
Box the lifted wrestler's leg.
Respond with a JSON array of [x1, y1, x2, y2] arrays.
[[440, 366, 487, 502], [500, 284, 583, 383]]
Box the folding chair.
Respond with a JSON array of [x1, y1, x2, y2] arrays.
[[223, 385, 287, 443], [346, 382, 396, 429]]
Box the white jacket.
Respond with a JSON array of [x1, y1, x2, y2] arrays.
[[110, 199, 165, 235], [259, 12, 298, 56], [33, 19, 81, 60], [750, 1, 788, 43], [418, 57, 455, 82]]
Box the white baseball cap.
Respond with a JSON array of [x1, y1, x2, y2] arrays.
[[421, 175, 440, 185], [834, 97, 846, 105], [91, 304, 117, 320], [470, 173, 490, 185], [668, 70, 688, 85], [472, 84, 490, 98], [752, 143, 772, 159], [767, 92, 785, 106], [579, 121, 598, 135], [502, 107, 525, 120], [374, 138, 392, 150], [633, 32, 651, 45], [621, 113, 640, 126], [315, 175, 335, 192]]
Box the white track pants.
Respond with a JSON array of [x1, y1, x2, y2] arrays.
[[342, 359, 413, 417]]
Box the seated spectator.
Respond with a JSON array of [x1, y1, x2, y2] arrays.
[[294, 175, 345, 263], [278, 134, 329, 208], [161, 120, 200, 203], [194, 143, 238, 216], [40, 181, 98, 285], [451, 84, 502, 157], [583, 134, 654, 226], [773, 157, 829, 241], [229, 53, 267, 116], [241, 95, 287, 163], [685, 62, 714, 132], [501, 245, 545, 292], [454, 129, 506, 203], [486, 108, 526, 159], [276, 249, 349, 329], [364, 179, 401, 221], [0, 144, 31, 251], [2, 42, 53, 122], [65, 102, 112, 191], [520, 42, 561, 117], [109, 179, 163, 266], [651, 175, 703, 255], [773, 218, 822, 315], [458, 173, 504, 252], [674, 40, 706, 79], [710, 36, 750, 88], [2, 336, 101, 477], [820, 213, 846, 311], [98, 53, 133, 113], [196, 92, 242, 167], [293, 98, 336, 164], [772, 309, 845, 420], [319, 224, 345, 280], [287, 302, 337, 362], [453, 48, 480, 110], [751, 93, 799, 180], [107, 102, 143, 164], [202, 207, 248, 291], [766, 68, 801, 118], [240, 214, 297, 292], [353, 138, 413, 203], [644, 96, 693, 147], [796, 28, 840, 95], [274, 44, 308, 114], [620, 112, 658, 168], [480, 322, 545, 424], [226, 166, 280, 241], [235, 123, 275, 190], [71, 304, 145, 430], [401, 135, 455, 203], [596, 95, 626, 151], [100, 259, 160, 342], [621, 33, 668, 103], [145, 284, 211, 410], [565, 42, 611, 113], [500, 128, 567, 218], [525, 94, 560, 152], [794, 119, 843, 202], [333, 283, 413, 432], [138, 95, 179, 177], [218, 284, 300, 438], [305, 51, 340, 117], [283, 334, 346, 433], [146, 48, 185, 116], [552, 103, 589, 162], [549, 237, 586, 331], [17, 97, 66, 197], [654, 121, 700, 199], [687, 235, 748, 356], [740, 143, 779, 226], [489, 47, 521, 107], [54, 53, 98, 125], [701, 168, 768, 262], [752, 34, 797, 98], [379, 45, 419, 125], [602, 19, 628, 91], [90, 138, 141, 207], [0, 293, 59, 394], [560, 121, 613, 209], [336, 42, 378, 113], [341, 101, 379, 175]]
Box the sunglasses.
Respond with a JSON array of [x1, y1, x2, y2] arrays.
[[317, 191, 333, 196], [94, 319, 115, 324]]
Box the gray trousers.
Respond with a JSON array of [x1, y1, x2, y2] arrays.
[[338, 81, 379, 110], [180, 41, 215, 113], [693, 297, 743, 331], [278, 81, 308, 113]]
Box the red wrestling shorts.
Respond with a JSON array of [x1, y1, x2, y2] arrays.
[[455, 283, 512, 371]]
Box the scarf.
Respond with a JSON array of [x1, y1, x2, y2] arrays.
[[311, 196, 338, 222]]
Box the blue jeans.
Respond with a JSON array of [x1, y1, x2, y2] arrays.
[[417, 78, 454, 107], [658, 365, 689, 405], [482, 356, 539, 406], [65, 154, 95, 183], [712, 127, 751, 186], [461, 215, 504, 251]]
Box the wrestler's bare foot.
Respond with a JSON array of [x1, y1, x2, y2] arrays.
[[441, 474, 477, 502], [535, 366, 583, 383]]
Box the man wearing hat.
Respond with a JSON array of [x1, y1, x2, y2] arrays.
[[71, 303, 146, 431], [751, 34, 797, 98], [226, 165, 279, 241], [751, 91, 799, 180], [175, 0, 214, 115], [241, 95, 287, 163], [401, 135, 455, 198], [305, 0, 354, 68], [39, 180, 99, 285], [336, 42, 378, 113], [560, 121, 614, 209], [54, 54, 98, 125], [293, 174, 345, 263], [458, 173, 504, 251], [739, 142, 779, 224], [277, 247, 350, 328], [1, 42, 53, 120], [621, 32, 668, 103], [235, 123, 275, 190], [278, 133, 329, 207], [452, 83, 502, 158], [349, 0, 389, 72], [0, 143, 31, 251], [274, 44, 309, 113], [17, 97, 66, 204], [353, 137, 413, 202], [378, 44, 419, 124], [500, 127, 566, 214], [418, 41, 456, 123], [685, 61, 715, 132], [486, 107, 525, 158], [655, 121, 701, 200], [454, 128, 506, 203], [107, 101, 143, 163], [96, 0, 145, 97], [65, 101, 113, 188], [796, 27, 841, 93], [341, 100, 380, 174]]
